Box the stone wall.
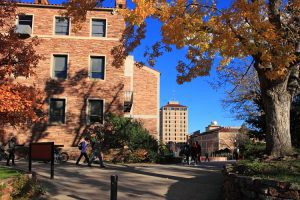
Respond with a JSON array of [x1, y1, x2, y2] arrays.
[[223, 164, 300, 200]]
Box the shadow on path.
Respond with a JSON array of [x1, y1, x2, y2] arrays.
[[1, 161, 227, 200]]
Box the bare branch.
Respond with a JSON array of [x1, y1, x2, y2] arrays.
[[229, 59, 255, 95]]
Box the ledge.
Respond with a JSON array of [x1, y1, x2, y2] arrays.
[[223, 164, 300, 200]]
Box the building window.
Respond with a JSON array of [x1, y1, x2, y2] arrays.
[[91, 19, 106, 37], [55, 17, 70, 35], [88, 99, 104, 124], [53, 55, 68, 79], [90, 56, 105, 79], [17, 15, 33, 34], [49, 98, 65, 124]]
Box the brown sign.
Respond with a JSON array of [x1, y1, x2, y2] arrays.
[[29, 142, 54, 179], [30, 142, 53, 161]]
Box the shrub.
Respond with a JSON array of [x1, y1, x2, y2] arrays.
[[241, 142, 266, 160], [11, 175, 44, 199], [87, 114, 159, 163]]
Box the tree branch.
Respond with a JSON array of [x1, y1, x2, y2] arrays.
[[268, 0, 282, 29], [229, 59, 255, 95], [288, 61, 300, 96]]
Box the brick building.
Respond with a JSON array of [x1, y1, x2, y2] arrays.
[[160, 101, 188, 144], [190, 121, 240, 155], [2, 0, 160, 148]]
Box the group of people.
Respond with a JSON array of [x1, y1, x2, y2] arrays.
[[182, 141, 210, 165], [76, 136, 105, 168]]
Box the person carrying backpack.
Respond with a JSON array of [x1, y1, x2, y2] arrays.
[[76, 137, 89, 165], [6, 137, 16, 166], [88, 137, 105, 168]]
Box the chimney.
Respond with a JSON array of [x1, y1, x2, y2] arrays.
[[116, 0, 126, 9], [34, 0, 49, 5]]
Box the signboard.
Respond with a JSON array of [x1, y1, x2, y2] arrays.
[[31, 143, 53, 160], [29, 142, 54, 179]]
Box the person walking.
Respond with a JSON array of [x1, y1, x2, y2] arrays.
[[88, 137, 105, 168], [196, 141, 202, 163], [183, 142, 191, 165], [76, 137, 89, 165], [233, 146, 239, 160], [6, 137, 16, 166], [204, 152, 210, 162], [191, 142, 198, 166]]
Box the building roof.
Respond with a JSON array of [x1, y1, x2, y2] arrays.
[[162, 104, 187, 108], [194, 127, 240, 136], [143, 65, 161, 74], [15, 1, 115, 10]]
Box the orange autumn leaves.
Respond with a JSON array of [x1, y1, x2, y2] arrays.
[[0, 83, 44, 125], [0, 0, 44, 126], [119, 0, 299, 82]]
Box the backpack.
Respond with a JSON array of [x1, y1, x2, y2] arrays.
[[78, 142, 83, 150]]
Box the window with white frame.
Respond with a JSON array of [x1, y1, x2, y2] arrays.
[[17, 15, 33, 34], [90, 56, 105, 79], [49, 98, 65, 124], [91, 19, 106, 37], [53, 55, 68, 79], [55, 17, 70, 35], [87, 99, 104, 124]]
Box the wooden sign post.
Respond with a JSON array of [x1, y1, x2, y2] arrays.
[[29, 142, 54, 179]]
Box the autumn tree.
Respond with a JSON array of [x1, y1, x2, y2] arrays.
[[64, 0, 299, 157], [221, 67, 299, 144], [0, 0, 43, 126]]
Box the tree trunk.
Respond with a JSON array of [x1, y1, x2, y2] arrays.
[[260, 77, 293, 157]]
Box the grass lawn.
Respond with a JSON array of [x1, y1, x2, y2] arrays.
[[0, 167, 21, 180], [236, 159, 300, 184]]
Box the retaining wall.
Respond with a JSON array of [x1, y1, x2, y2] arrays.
[[223, 164, 300, 200]]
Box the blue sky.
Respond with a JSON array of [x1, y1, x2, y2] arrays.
[[22, 0, 243, 133]]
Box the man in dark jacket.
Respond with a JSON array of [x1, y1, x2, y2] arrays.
[[88, 139, 105, 168], [6, 137, 16, 166], [183, 142, 191, 165]]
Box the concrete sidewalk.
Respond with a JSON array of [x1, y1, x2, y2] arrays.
[[1, 160, 228, 200]]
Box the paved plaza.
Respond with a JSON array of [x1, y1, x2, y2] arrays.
[[1, 160, 231, 200]]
